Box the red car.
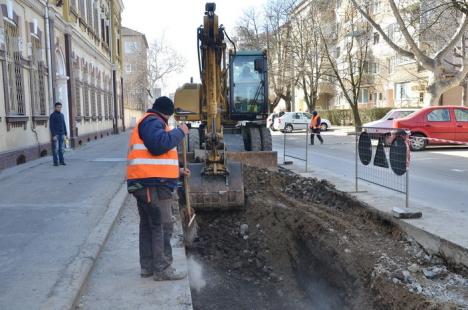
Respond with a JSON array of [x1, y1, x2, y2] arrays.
[[393, 106, 468, 151]]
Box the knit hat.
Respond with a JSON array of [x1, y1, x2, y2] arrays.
[[152, 96, 174, 116], [312, 111, 318, 116]]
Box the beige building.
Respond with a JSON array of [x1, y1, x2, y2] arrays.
[[291, 0, 467, 112], [0, 0, 124, 170], [122, 26, 148, 128]]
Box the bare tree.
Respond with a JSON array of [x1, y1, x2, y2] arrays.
[[321, 7, 371, 127], [235, 7, 265, 50], [349, 0, 468, 106], [147, 37, 185, 94], [290, 1, 330, 112], [264, 0, 297, 111]]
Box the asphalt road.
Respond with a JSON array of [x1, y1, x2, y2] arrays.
[[272, 129, 468, 215]]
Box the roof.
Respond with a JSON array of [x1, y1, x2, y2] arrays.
[[122, 26, 149, 48]]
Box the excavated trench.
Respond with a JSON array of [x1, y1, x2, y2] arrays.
[[187, 167, 468, 310]]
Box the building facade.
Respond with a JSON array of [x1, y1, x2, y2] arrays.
[[0, 0, 124, 170], [122, 26, 148, 128], [290, 0, 468, 112]]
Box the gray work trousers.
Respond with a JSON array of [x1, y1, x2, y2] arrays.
[[132, 187, 175, 273]]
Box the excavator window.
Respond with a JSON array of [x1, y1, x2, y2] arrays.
[[230, 55, 265, 114]]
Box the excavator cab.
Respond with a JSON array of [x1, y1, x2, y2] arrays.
[[229, 51, 269, 121]]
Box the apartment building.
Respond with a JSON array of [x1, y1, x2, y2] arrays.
[[291, 0, 467, 112], [122, 26, 148, 128], [0, 0, 124, 170]]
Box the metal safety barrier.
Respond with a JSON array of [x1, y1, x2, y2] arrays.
[[355, 127, 410, 208], [282, 127, 309, 172]]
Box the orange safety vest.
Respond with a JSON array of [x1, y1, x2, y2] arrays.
[[127, 112, 179, 180], [310, 115, 319, 129]]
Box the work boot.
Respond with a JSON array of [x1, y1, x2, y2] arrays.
[[153, 266, 187, 281], [60, 162, 66, 166], [140, 268, 153, 278], [54, 163, 59, 167]]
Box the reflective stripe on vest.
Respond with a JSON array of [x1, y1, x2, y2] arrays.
[[127, 112, 180, 180], [128, 158, 179, 166]]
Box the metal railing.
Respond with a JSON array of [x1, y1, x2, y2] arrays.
[[355, 127, 410, 208], [282, 127, 309, 172]]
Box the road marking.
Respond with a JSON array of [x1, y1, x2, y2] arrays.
[[451, 169, 467, 172]]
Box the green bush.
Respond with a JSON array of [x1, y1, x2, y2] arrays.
[[320, 107, 393, 126]]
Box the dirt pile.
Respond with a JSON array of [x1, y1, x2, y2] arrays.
[[188, 167, 468, 310]]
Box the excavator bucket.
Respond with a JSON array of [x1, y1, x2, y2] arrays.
[[188, 162, 245, 210]]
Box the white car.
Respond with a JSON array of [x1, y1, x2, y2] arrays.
[[363, 109, 418, 134], [272, 112, 331, 132]]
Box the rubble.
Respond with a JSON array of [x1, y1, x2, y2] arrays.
[[188, 167, 468, 310]]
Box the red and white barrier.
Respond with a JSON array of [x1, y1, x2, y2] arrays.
[[411, 136, 468, 145]]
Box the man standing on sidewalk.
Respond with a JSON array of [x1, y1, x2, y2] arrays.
[[127, 96, 190, 281], [309, 111, 324, 145], [49, 102, 67, 166]]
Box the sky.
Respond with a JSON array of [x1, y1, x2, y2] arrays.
[[122, 0, 266, 96]]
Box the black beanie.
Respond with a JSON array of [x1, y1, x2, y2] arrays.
[[152, 96, 174, 116]]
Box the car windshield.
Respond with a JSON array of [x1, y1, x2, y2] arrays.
[[304, 112, 313, 118], [385, 110, 415, 120]]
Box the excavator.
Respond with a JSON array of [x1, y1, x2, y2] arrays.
[[174, 3, 277, 210]]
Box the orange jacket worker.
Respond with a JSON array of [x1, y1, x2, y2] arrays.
[[127, 96, 190, 281]]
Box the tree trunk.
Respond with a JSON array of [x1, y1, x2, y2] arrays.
[[271, 96, 281, 111], [350, 103, 362, 128]]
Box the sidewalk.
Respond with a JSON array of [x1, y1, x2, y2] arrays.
[[0, 132, 191, 309], [78, 196, 192, 310], [278, 153, 468, 270]]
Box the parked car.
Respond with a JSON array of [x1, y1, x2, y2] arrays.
[[363, 108, 418, 133], [272, 112, 331, 132], [393, 106, 468, 151], [267, 112, 284, 131]]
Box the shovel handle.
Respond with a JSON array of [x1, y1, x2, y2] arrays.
[[181, 127, 192, 219]]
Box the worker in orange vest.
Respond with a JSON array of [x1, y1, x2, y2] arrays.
[[309, 111, 324, 145], [127, 96, 190, 281]]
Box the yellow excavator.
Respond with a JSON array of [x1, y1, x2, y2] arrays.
[[174, 3, 276, 210]]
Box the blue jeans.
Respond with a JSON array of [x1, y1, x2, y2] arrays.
[[52, 135, 65, 164]]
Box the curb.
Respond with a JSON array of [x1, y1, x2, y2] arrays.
[[285, 166, 468, 270], [40, 183, 128, 310]]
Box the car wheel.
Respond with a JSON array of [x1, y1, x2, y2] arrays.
[[320, 123, 328, 131], [285, 124, 293, 133], [410, 133, 427, 151]]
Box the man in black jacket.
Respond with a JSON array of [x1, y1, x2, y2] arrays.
[[49, 102, 67, 166]]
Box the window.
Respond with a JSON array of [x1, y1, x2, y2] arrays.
[[370, 62, 379, 74], [30, 36, 46, 115], [86, 0, 93, 26], [359, 88, 369, 103], [373, 32, 379, 45], [125, 41, 138, 53], [90, 72, 96, 117], [97, 75, 102, 117], [455, 109, 468, 122], [387, 24, 397, 41], [335, 46, 340, 58], [372, 0, 381, 13], [93, 4, 99, 34], [4, 21, 25, 116], [379, 93, 383, 101], [79, 0, 85, 18], [388, 57, 395, 73], [427, 109, 450, 122], [395, 82, 411, 102], [83, 68, 90, 117], [293, 113, 301, 119], [125, 64, 132, 73]]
